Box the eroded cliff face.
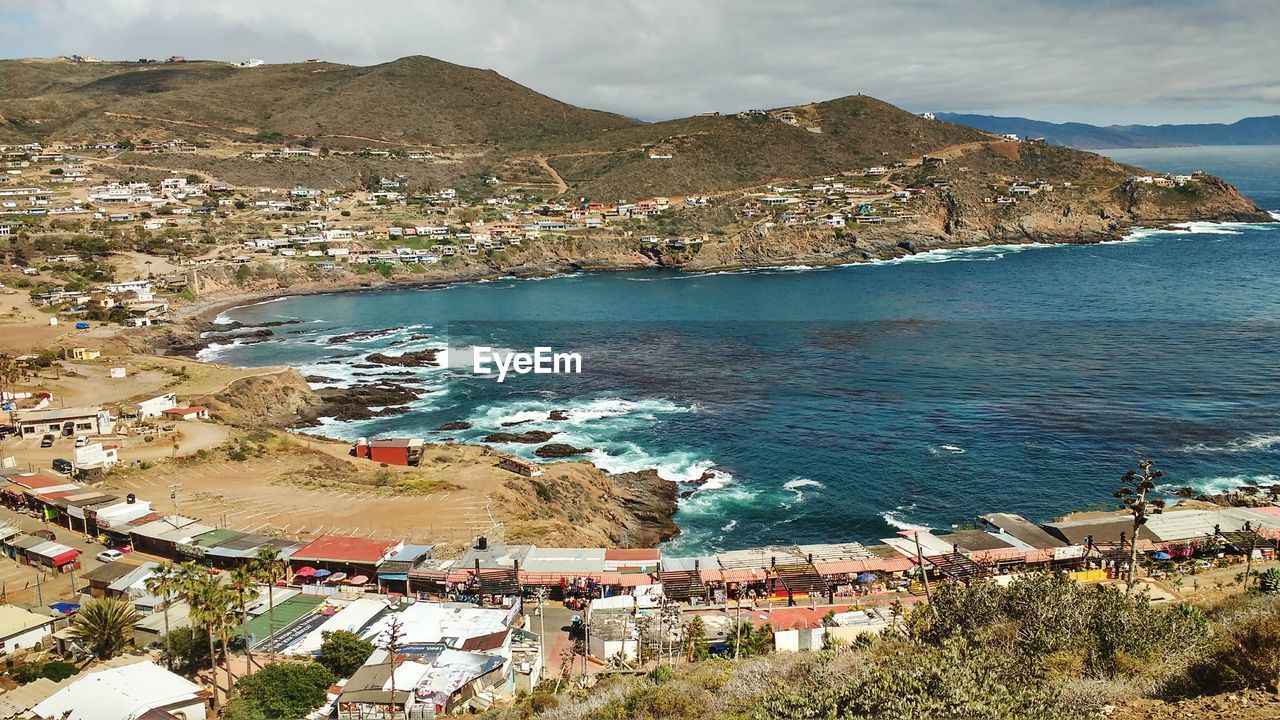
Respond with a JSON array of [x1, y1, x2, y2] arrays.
[[683, 171, 1269, 271]]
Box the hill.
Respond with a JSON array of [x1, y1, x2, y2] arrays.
[[938, 112, 1280, 149], [0, 56, 637, 147], [0, 56, 1269, 222]]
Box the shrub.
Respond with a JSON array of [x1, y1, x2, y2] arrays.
[[235, 661, 335, 719], [316, 630, 374, 679]]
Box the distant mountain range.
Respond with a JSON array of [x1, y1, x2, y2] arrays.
[[936, 113, 1280, 150]]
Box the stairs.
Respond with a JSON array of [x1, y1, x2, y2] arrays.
[[773, 563, 829, 596], [658, 570, 706, 601]]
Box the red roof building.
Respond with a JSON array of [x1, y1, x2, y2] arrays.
[[290, 535, 402, 573]]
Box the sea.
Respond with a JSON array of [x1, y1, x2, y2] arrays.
[[206, 145, 1280, 554]]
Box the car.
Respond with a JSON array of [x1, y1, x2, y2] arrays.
[[95, 549, 124, 563], [74, 435, 88, 448], [0, 425, 17, 438], [32, 529, 55, 541], [40, 434, 55, 448], [51, 458, 73, 474]]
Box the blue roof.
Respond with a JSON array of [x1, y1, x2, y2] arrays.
[[386, 544, 433, 561]]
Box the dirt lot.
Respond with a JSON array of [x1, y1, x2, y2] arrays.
[[99, 436, 617, 553]]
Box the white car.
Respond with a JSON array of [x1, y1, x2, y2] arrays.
[[75, 436, 88, 448], [95, 549, 124, 563]]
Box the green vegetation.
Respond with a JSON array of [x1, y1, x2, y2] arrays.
[[228, 662, 335, 720], [486, 575, 1280, 720], [68, 596, 140, 659], [316, 630, 375, 678]]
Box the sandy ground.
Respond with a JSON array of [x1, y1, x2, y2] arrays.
[[105, 452, 498, 547], [0, 290, 74, 354]]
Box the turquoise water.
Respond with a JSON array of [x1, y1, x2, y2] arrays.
[[211, 146, 1280, 553]]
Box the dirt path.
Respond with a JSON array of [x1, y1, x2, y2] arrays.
[[534, 155, 569, 194]]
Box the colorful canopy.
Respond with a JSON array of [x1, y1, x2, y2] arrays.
[[294, 566, 317, 577], [313, 569, 332, 578], [328, 572, 347, 583], [855, 572, 879, 583], [348, 575, 369, 585]]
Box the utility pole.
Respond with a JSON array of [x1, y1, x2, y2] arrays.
[[535, 587, 547, 679], [168, 483, 181, 522], [911, 530, 939, 622], [34, 571, 42, 606]]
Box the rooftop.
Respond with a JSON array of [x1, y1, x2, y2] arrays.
[[31, 659, 206, 720], [291, 535, 401, 564]]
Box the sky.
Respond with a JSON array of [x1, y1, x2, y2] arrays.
[[1, 0, 1278, 125]]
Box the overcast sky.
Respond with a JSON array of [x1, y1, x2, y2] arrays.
[[2, 0, 1277, 125]]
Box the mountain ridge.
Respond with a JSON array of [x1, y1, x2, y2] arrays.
[[937, 112, 1280, 149]]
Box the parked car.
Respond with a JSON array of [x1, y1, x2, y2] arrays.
[[95, 549, 124, 563], [51, 458, 73, 474], [74, 435, 88, 448], [0, 425, 17, 438], [40, 434, 55, 448]]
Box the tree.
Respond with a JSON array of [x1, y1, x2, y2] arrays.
[[234, 662, 335, 719], [1115, 459, 1165, 590], [228, 565, 260, 672], [69, 597, 140, 659], [317, 630, 375, 679], [254, 546, 288, 656], [682, 616, 710, 662], [163, 626, 212, 673], [378, 615, 407, 717], [189, 574, 236, 705], [143, 562, 181, 668]]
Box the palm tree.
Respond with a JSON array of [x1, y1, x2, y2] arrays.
[[228, 565, 259, 672], [189, 575, 236, 706], [1115, 459, 1165, 591], [69, 597, 140, 659], [143, 562, 180, 668], [254, 546, 287, 656]]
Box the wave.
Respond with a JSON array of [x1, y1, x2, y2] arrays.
[[929, 444, 966, 455], [781, 477, 823, 506], [1162, 474, 1279, 496], [721, 519, 738, 532], [881, 505, 932, 531], [867, 242, 1057, 267], [1176, 433, 1280, 454]]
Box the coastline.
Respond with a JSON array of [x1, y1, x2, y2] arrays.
[[188, 217, 1275, 327]]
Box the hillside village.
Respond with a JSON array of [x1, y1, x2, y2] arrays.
[[0, 55, 1276, 720]]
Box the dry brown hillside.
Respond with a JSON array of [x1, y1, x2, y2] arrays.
[[0, 56, 636, 147]]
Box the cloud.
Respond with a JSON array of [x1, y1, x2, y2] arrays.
[[1, 0, 1276, 123]]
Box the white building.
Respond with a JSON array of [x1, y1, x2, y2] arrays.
[[0, 605, 57, 655], [30, 660, 209, 720]]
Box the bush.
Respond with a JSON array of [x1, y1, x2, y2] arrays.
[[316, 630, 374, 678], [235, 661, 335, 719], [164, 626, 211, 673], [1193, 600, 1280, 693], [40, 660, 78, 681]]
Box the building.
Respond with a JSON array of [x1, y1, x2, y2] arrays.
[[30, 659, 209, 720], [498, 456, 542, 477], [290, 535, 402, 576], [14, 406, 110, 437], [0, 605, 57, 655], [352, 437, 424, 466], [70, 347, 100, 360], [161, 405, 209, 421], [129, 515, 216, 557]]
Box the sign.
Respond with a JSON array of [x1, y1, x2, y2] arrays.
[[1053, 545, 1086, 561], [110, 367, 126, 378]]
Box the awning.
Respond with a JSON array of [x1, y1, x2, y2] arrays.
[[722, 568, 766, 582], [50, 548, 81, 566], [619, 573, 654, 587]]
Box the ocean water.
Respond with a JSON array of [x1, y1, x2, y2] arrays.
[[211, 146, 1280, 553]]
